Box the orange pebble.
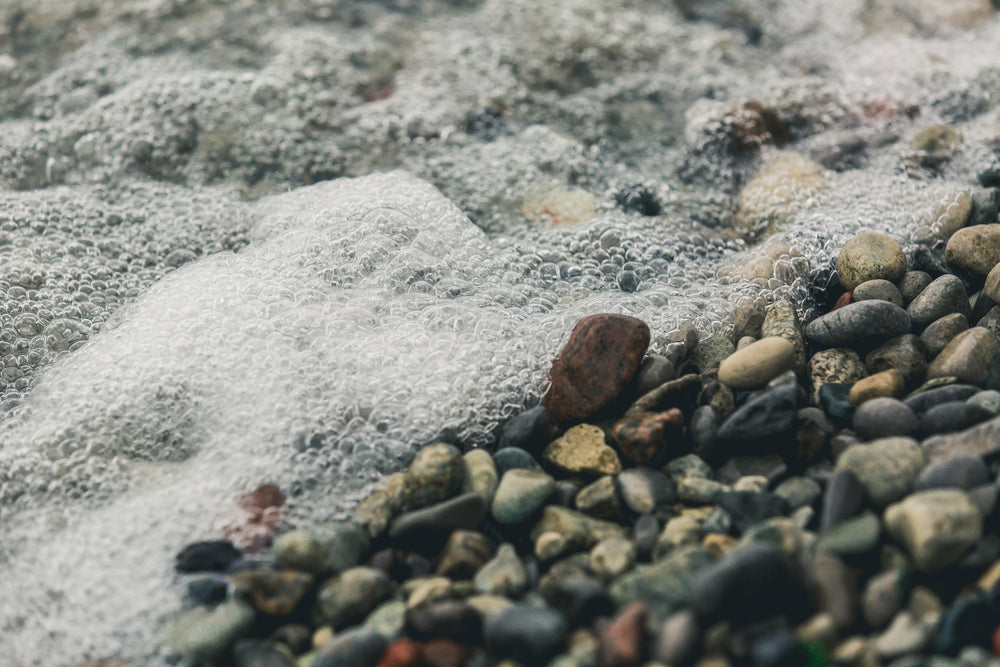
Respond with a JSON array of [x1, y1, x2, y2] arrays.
[[377, 638, 422, 667]]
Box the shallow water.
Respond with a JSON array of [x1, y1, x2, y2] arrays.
[[0, 0, 999, 664]]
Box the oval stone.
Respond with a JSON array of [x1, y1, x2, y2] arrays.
[[836, 437, 927, 508], [805, 301, 911, 349], [945, 224, 1000, 275], [927, 327, 1000, 386], [907, 274, 970, 331], [837, 232, 907, 291], [718, 336, 796, 389], [884, 489, 983, 572]]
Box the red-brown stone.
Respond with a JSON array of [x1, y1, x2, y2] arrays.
[[542, 314, 650, 422], [832, 291, 854, 311], [611, 408, 684, 465], [598, 602, 648, 667], [377, 638, 422, 667], [420, 639, 470, 667]]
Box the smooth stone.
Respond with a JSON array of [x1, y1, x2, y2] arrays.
[[883, 489, 983, 572], [609, 546, 715, 623], [597, 603, 647, 667], [922, 415, 1000, 461], [635, 354, 678, 396], [717, 336, 795, 389], [654, 515, 703, 560], [854, 279, 904, 307], [491, 469, 555, 525], [311, 627, 387, 667], [484, 604, 569, 665], [904, 384, 980, 413], [713, 491, 791, 535], [313, 567, 395, 629], [611, 408, 684, 465], [968, 389, 1000, 414], [493, 447, 543, 475], [166, 600, 256, 663], [353, 474, 404, 539], [875, 611, 930, 658], [574, 475, 623, 520], [654, 610, 700, 665], [836, 437, 927, 507], [945, 224, 1000, 275], [498, 405, 556, 453], [690, 332, 735, 373], [985, 261, 1000, 303], [927, 327, 1000, 385], [175, 540, 242, 573], [435, 530, 493, 579], [542, 575, 616, 627], [815, 510, 880, 556], [714, 378, 799, 444], [862, 569, 908, 630], [762, 300, 808, 376], [715, 453, 788, 486], [664, 453, 713, 481], [837, 232, 907, 291], [818, 382, 855, 423], [530, 506, 627, 548], [968, 482, 999, 519], [553, 480, 582, 507], [820, 468, 866, 531], [388, 493, 488, 551], [733, 297, 766, 341], [913, 454, 990, 491], [590, 537, 636, 580], [920, 313, 970, 358], [907, 274, 970, 331], [805, 301, 911, 349], [465, 594, 515, 622], [362, 600, 406, 639], [688, 544, 811, 625], [463, 449, 499, 505], [676, 476, 729, 504], [474, 543, 528, 597], [810, 349, 866, 403], [625, 373, 702, 417], [405, 599, 482, 641], [542, 314, 650, 422], [977, 304, 1000, 340], [920, 401, 994, 435], [898, 271, 934, 305], [543, 423, 622, 476], [232, 639, 295, 667], [865, 335, 928, 387], [273, 522, 369, 576], [736, 335, 757, 350], [774, 476, 821, 510], [403, 442, 465, 511], [230, 570, 314, 616], [633, 513, 660, 561], [852, 397, 920, 440], [616, 467, 677, 514], [809, 552, 858, 630], [849, 369, 905, 407]]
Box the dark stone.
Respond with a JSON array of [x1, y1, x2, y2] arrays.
[[818, 383, 854, 423], [715, 454, 788, 486], [914, 454, 990, 491], [819, 468, 866, 532], [388, 494, 488, 552], [230, 569, 315, 616], [898, 271, 934, 305], [749, 629, 809, 667], [923, 416, 1000, 461], [484, 604, 568, 666], [498, 406, 556, 454], [688, 544, 811, 625], [795, 407, 835, 465], [804, 301, 912, 349], [969, 482, 999, 520], [233, 639, 296, 667], [542, 314, 651, 422], [920, 401, 994, 435], [618, 270, 640, 293], [625, 374, 703, 417], [615, 184, 662, 217], [931, 594, 996, 656], [612, 409, 684, 465], [435, 530, 493, 579], [689, 405, 720, 449], [714, 380, 799, 446], [852, 397, 920, 440], [971, 188, 1000, 226], [493, 447, 543, 475], [907, 275, 971, 331], [186, 574, 228, 605], [175, 540, 242, 573], [904, 384, 980, 413], [633, 513, 660, 561], [634, 354, 677, 396], [553, 480, 581, 507], [542, 575, 616, 627], [312, 627, 387, 667], [864, 335, 928, 387], [713, 491, 791, 534], [406, 599, 483, 641]]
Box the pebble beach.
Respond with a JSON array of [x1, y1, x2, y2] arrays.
[[3, 1, 1000, 666]]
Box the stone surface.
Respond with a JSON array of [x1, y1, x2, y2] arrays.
[[945, 224, 1000, 275], [985, 261, 1000, 303], [314, 567, 395, 629], [916, 453, 991, 492], [474, 544, 528, 597], [492, 447, 544, 475], [272, 522, 369, 576], [852, 397, 920, 440], [920, 400, 993, 435], [530, 505, 627, 548], [484, 604, 568, 665], [230, 570, 314, 616], [597, 602, 647, 667], [611, 409, 684, 465], [312, 627, 387, 667], [388, 494, 488, 550], [820, 468, 867, 531], [899, 271, 934, 305], [761, 300, 808, 377], [463, 449, 499, 505], [926, 327, 1000, 385], [805, 300, 912, 349], [920, 313, 969, 358], [865, 335, 928, 387], [543, 424, 622, 475], [574, 475, 623, 520], [884, 489, 983, 572], [837, 232, 907, 291], [609, 546, 715, 623], [634, 354, 678, 397], [590, 537, 637, 580], [836, 437, 927, 507], [907, 274, 970, 331], [491, 468, 555, 525], [810, 348, 867, 403], [616, 467, 676, 514], [403, 443, 465, 511], [714, 376, 799, 445], [166, 600, 256, 663], [922, 415, 1000, 461], [542, 314, 650, 422], [435, 530, 493, 579], [497, 405, 556, 453], [849, 368, 905, 407], [175, 540, 242, 573], [717, 336, 796, 389], [853, 279, 904, 306]]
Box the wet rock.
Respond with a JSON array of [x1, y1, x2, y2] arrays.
[[463, 449, 499, 505], [920, 401, 994, 435], [232, 639, 295, 667], [852, 397, 920, 439], [610, 546, 715, 623], [750, 628, 809, 667], [314, 567, 395, 629], [818, 382, 855, 423], [884, 489, 983, 572], [484, 604, 568, 665], [272, 522, 369, 576], [899, 271, 934, 305], [945, 223, 1000, 275], [530, 506, 626, 549], [805, 301, 912, 349], [691, 333, 736, 373], [175, 540, 242, 573], [633, 513, 659, 561], [542, 314, 650, 422], [930, 593, 996, 655], [312, 627, 387, 667], [543, 575, 616, 627], [853, 279, 904, 306], [363, 600, 405, 640], [626, 373, 702, 417], [920, 313, 969, 358], [815, 510, 881, 556], [543, 424, 622, 475], [836, 437, 926, 507], [677, 475, 729, 504], [849, 368, 906, 407], [714, 491, 791, 534], [616, 467, 676, 514], [498, 405, 556, 453], [436, 530, 492, 579], [865, 334, 928, 387], [714, 376, 799, 445], [655, 515, 703, 559], [491, 468, 555, 525], [388, 494, 488, 551], [762, 300, 808, 377], [717, 336, 796, 389], [230, 570, 314, 616], [862, 569, 908, 630], [837, 232, 907, 291], [574, 475, 623, 520], [922, 415, 1000, 461], [166, 600, 256, 663], [403, 443, 465, 511], [927, 327, 1000, 385], [907, 274, 970, 331], [405, 599, 482, 641], [493, 447, 543, 475], [590, 537, 637, 579], [635, 354, 677, 396], [774, 476, 821, 510], [474, 543, 528, 597], [904, 383, 980, 413], [598, 602, 647, 667], [611, 409, 684, 465], [810, 552, 858, 630], [810, 349, 866, 403], [820, 468, 866, 531]]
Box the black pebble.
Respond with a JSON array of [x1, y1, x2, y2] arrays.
[[820, 468, 866, 532], [920, 401, 994, 436], [493, 447, 544, 475], [175, 540, 241, 573], [714, 491, 791, 535], [904, 384, 980, 413], [485, 604, 568, 666], [542, 576, 616, 627], [498, 406, 555, 453], [406, 599, 483, 641], [185, 574, 228, 605]]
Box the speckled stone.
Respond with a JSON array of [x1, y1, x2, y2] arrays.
[[543, 424, 622, 476], [805, 301, 912, 349], [836, 437, 927, 507], [403, 443, 465, 511], [717, 336, 796, 389], [945, 224, 1000, 275], [762, 300, 808, 376], [853, 279, 904, 306], [884, 489, 983, 572], [774, 476, 821, 509], [849, 368, 905, 407], [435, 530, 493, 579], [575, 475, 624, 520], [463, 449, 499, 505], [927, 327, 1000, 385], [864, 334, 928, 388], [590, 537, 637, 580], [676, 476, 729, 504], [920, 313, 969, 358], [907, 274, 971, 331], [611, 409, 684, 465], [837, 232, 907, 291], [898, 271, 934, 305], [691, 333, 735, 373], [809, 348, 866, 403], [272, 522, 369, 577]]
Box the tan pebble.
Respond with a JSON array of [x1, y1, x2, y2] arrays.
[[945, 224, 1000, 276], [312, 626, 335, 649], [849, 368, 905, 407], [543, 423, 622, 475], [978, 558, 1000, 591], [702, 533, 738, 557], [837, 232, 907, 291], [984, 262, 1000, 302], [717, 336, 796, 389]]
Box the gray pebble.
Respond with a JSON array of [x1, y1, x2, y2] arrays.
[[852, 397, 920, 440], [774, 476, 821, 509], [805, 301, 912, 349], [837, 437, 927, 507], [907, 274, 970, 331], [853, 279, 903, 306], [492, 469, 555, 525], [898, 271, 934, 305], [920, 313, 969, 358], [616, 467, 676, 514]]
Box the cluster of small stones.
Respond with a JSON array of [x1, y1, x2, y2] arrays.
[[166, 209, 1000, 667]]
